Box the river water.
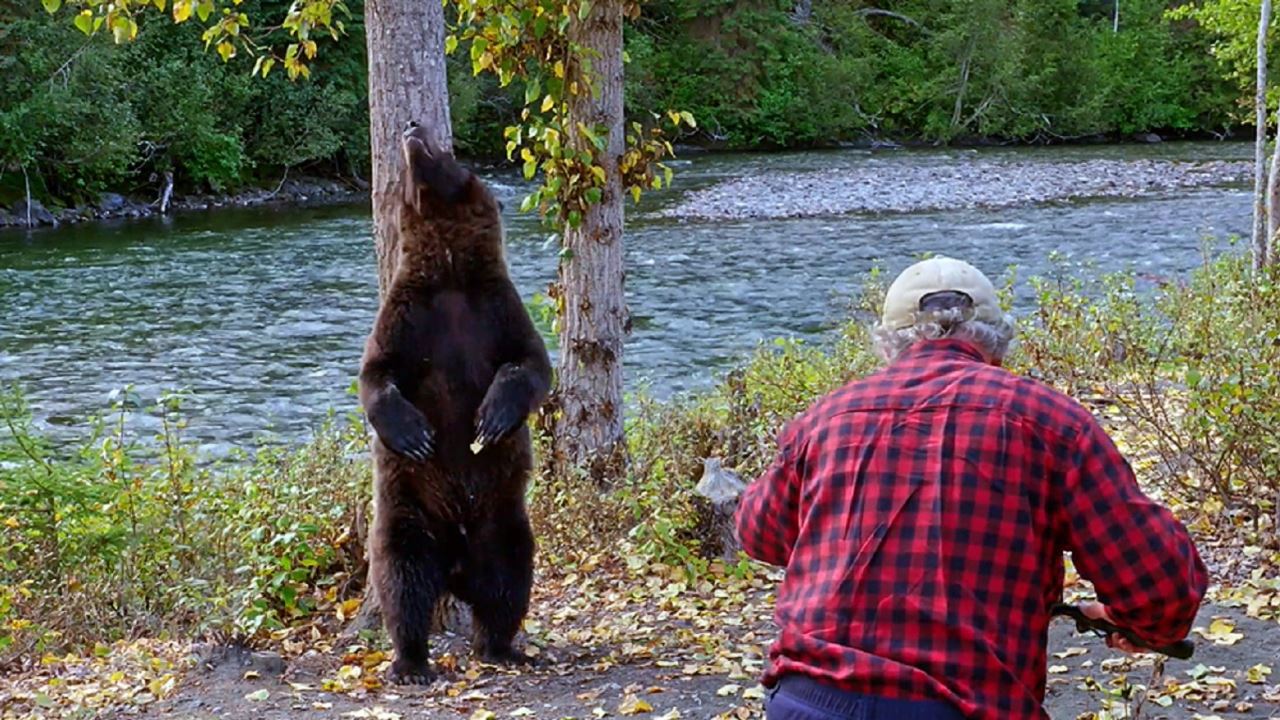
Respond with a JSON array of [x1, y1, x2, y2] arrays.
[[0, 142, 1253, 452]]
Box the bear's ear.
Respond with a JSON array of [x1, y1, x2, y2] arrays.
[[404, 134, 471, 204]]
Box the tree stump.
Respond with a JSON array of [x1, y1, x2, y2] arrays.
[[694, 457, 747, 561]]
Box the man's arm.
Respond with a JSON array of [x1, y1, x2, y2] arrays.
[[1059, 420, 1209, 649], [735, 426, 803, 567]]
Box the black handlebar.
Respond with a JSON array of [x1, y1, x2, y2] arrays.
[[1050, 603, 1195, 660]]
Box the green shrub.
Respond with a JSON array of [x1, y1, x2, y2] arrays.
[[1016, 249, 1280, 534], [0, 386, 371, 661]]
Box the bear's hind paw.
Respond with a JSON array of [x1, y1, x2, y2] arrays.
[[477, 647, 541, 668], [387, 660, 437, 686]]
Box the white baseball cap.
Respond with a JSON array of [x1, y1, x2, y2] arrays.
[[881, 257, 1002, 330]]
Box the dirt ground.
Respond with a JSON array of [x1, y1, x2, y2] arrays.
[[5, 556, 1277, 720], [139, 602, 1279, 720]]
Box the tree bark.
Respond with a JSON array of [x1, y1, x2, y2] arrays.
[[1254, 0, 1272, 272], [365, 0, 454, 296], [553, 0, 628, 486], [1268, 98, 1280, 267]]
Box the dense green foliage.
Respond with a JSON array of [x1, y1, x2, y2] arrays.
[[6, 251, 1272, 660], [626, 0, 1243, 147], [0, 0, 512, 205], [0, 0, 1266, 206]]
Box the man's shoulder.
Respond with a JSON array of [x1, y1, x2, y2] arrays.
[[963, 363, 1099, 436], [798, 361, 1097, 435]]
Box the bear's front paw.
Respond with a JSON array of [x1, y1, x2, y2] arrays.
[[372, 400, 436, 462], [473, 400, 522, 451], [387, 659, 437, 686]]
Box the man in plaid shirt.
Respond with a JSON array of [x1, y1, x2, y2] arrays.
[[736, 257, 1207, 719]]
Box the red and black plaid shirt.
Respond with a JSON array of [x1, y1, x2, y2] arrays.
[[736, 339, 1207, 719]]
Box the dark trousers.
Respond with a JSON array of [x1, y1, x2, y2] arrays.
[[766, 675, 965, 720]]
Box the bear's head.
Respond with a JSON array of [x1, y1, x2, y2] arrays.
[[399, 121, 503, 256]]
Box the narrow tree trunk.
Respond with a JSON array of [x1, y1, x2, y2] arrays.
[[1112, 0, 1119, 33], [951, 35, 976, 136], [793, 0, 812, 24], [1254, 0, 1272, 272], [365, 0, 453, 296], [1268, 99, 1280, 266], [345, 0, 456, 636], [553, 0, 628, 486]]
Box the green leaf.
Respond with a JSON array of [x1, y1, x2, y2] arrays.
[[262, 57, 275, 77], [523, 160, 537, 180], [73, 9, 93, 34], [567, 210, 582, 228], [41, 0, 61, 15], [445, 34, 458, 54], [196, 0, 213, 22], [578, 1, 592, 20], [583, 187, 602, 205], [680, 111, 697, 128], [111, 16, 131, 44]]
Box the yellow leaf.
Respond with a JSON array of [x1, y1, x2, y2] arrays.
[[618, 696, 652, 715], [244, 689, 269, 702], [541, 94, 555, 113], [510, 709, 536, 717], [172, 0, 191, 22], [554, 61, 565, 78], [715, 684, 740, 697], [1197, 617, 1244, 645], [742, 686, 765, 700], [216, 41, 235, 62], [470, 711, 497, 720], [1247, 664, 1273, 683]]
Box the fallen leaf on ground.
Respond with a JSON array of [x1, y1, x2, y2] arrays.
[[619, 694, 654, 715]]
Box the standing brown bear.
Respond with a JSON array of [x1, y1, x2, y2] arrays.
[[359, 121, 552, 685]]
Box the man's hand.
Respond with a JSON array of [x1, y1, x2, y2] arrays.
[[1080, 601, 1141, 654]]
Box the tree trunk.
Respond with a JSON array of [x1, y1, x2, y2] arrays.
[[553, 0, 628, 486], [365, 0, 453, 296], [951, 35, 976, 136], [793, 0, 812, 24], [1268, 98, 1280, 267], [1254, 0, 1272, 272], [345, 0, 458, 637]]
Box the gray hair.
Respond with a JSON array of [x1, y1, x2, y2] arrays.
[[871, 306, 1016, 363]]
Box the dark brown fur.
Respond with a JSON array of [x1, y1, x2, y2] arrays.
[[359, 123, 552, 685]]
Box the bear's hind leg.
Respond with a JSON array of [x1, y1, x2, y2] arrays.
[[459, 504, 535, 665], [371, 504, 450, 685]]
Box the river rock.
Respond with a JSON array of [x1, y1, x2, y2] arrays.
[[98, 192, 127, 212], [1133, 132, 1163, 144], [11, 199, 57, 226]]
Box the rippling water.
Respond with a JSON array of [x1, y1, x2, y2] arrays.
[[0, 142, 1253, 451]]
